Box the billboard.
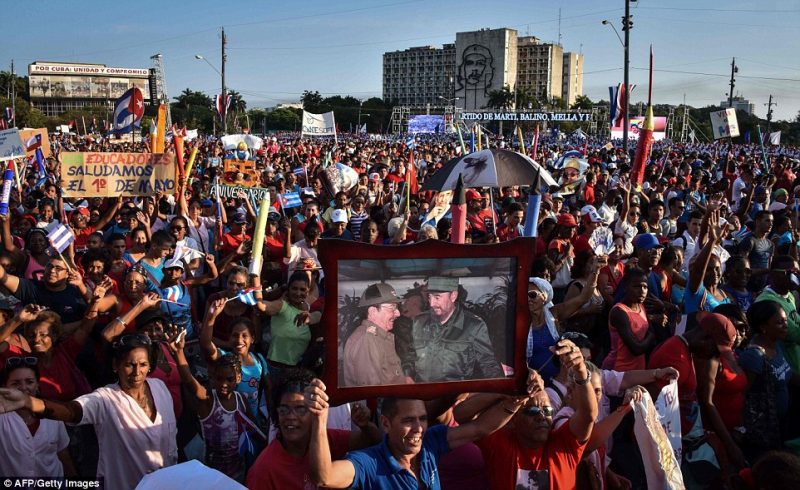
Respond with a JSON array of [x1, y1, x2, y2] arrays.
[[611, 116, 668, 141], [408, 115, 446, 134], [28, 63, 149, 100]]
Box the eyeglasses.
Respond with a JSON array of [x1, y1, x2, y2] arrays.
[[521, 406, 554, 417], [527, 290, 544, 300], [277, 405, 309, 417], [45, 263, 68, 272], [6, 356, 38, 368], [170, 226, 185, 231], [380, 304, 399, 312], [112, 333, 152, 350]]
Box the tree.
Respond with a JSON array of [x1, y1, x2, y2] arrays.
[[551, 97, 568, 110], [570, 95, 593, 110], [485, 85, 515, 111], [301, 90, 324, 112], [515, 86, 540, 110]]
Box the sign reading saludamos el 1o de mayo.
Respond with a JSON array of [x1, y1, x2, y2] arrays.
[[460, 112, 592, 122], [60, 152, 176, 197]]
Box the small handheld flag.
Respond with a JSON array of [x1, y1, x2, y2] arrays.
[[281, 192, 302, 209], [230, 287, 258, 305], [45, 221, 75, 254]]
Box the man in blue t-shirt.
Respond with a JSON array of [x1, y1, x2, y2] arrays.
[[303, 377, 539, 489]]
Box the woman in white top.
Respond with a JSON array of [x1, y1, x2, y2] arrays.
[[0, 333, 177, 490], [0, 356, 74, 478]]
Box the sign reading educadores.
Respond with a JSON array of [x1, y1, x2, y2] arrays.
[[60, 152, 176, 197]]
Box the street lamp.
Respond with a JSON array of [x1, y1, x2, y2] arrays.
[[195, 54, 221, 76], [438, 95, 461, 105], [601, 20, 624, 48]]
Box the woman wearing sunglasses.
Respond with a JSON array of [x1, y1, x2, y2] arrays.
[[0, 356, 77, 478], [0, 333, 178, 490]]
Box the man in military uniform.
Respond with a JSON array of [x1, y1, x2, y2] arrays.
[[409, 276, 504, 382], [342, 283, 410, 386]]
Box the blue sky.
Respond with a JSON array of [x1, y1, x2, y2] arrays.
[[5, 0, 799, 120]]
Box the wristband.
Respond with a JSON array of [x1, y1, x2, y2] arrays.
[[569, 368, 592, 386], [115, 317, 128, 329]]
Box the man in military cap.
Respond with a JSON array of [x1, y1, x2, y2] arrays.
[[408, 276, 504, 382], [342, 283, 411, 387]]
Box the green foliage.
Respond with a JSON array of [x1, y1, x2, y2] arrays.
[[486, 85, 515, 110], [570, 95, 593, 110]]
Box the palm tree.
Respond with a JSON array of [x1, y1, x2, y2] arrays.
[[515, 86, 541, 110], [570, 95, 593, 110], [486, 85, 515, 111]]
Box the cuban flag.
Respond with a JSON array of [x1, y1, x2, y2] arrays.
[[34, 149, 47, 186], [406, 134, 416, 149], [281, 192, 302, 209], [232, 287, 258, 305], [4, 107, 14, 123], [45, 221, 75, 254], [553, 150, 587, 171], [163, 284, 183, 303], [609, 83, 636, 128], [292, 166, 305, 177], [110, 87, 144, 134], [216, 93, 232, 125]]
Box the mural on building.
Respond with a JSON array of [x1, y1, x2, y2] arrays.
[[456, 44, 494, 109]]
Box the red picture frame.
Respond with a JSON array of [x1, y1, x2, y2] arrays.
[[318, 237, 536, 405]]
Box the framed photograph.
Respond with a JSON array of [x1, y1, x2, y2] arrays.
[[318, 238, 536, 404]]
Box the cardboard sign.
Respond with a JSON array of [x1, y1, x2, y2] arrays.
[[19, 128, 51, 158], [60, 152, 176, 197], [710, 108, 740, 139], [0, 129, 25, 162]]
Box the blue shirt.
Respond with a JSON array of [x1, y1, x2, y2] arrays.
[[346, 424, 450, 490]]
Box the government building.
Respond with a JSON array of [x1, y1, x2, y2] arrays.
[[382, 27, 584, 111]]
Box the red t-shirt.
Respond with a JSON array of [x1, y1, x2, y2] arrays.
[[221, 232, 251, 257], [583, 184, 596, 205], [38, 336, 90, 402], [572, 233, 592, 254], [496, 224, 521, 242], [73, 225, 98, 250], [246, 429, 350, 490], [648, 336, 697, 436], [477, 423, 585, 490]]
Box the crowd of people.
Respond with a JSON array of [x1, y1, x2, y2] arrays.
[[0, 128, 799, 489]]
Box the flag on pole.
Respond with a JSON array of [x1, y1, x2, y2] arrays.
[[24, 134, 42, 152], [34, 148, 47, 186], [216, 93, 232, 126], [292, 166, 305, 177], [45, 221, 75, 253], [769, 131, 781, 145], [163, 284, 183, 303], [609, 83, 636, 127], [405, 134, 416, 149], [110, 88, 144, 133], [4, 107, 14, 124], [280, 192, 302, 209]]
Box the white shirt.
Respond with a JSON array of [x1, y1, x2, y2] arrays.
[[0, 413, 69, 477], [731, 177, 747, 211], [285, 239, 321, 278], [75, 378, 177, 490]]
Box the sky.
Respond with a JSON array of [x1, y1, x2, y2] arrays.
[[4, 0, 799, 121]]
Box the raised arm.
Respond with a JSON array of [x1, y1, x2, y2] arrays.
[[0, 214, 23, 260], [183, 254, 219, 287], [200, 297, 226, 361], [556, 339, 597, 441], [101, 292, 160, 343], [94, 198, 122, 232], [551, 256, 603, 322], [167, 331, 209, 401], [305, 379, 357, 489], [688, 209, 723, 294], [0, 259, 21, 294]]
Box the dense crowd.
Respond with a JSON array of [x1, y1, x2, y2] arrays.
[[0, 130, 799, 489]]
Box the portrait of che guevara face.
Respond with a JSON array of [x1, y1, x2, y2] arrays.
[[456, 44, 494, 95]]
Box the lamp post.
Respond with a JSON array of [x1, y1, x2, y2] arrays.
[[195, 54, 223, 135], [357, 100, 370, 132]]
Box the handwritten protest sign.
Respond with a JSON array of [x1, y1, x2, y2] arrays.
[[710, 108, 740, 139], [60, 152, 176, 197], [0, 129, 26, 162], [19, 128, 51, 158]]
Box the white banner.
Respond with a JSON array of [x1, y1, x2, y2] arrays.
[[0, 129, 26, 162], [710, 108, 740, 139], [769, 131, 781, 145], [632, 383, 685, 490], [301, 110, 336, 136], [220, 134, 264, 151]]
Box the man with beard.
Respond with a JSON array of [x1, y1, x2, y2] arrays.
[[407, 276, 503, 382]]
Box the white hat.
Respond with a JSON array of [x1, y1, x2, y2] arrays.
[[580, 205, 603, 223], [163, 256, 185, 270], [331, 209, 348, 224]]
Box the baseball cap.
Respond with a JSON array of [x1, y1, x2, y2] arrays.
[[232, 212, 248, 224], [580, 205, 603, 223], [557, 213, 578, 228], [200, 199, 214, 208], [163, 256, 185, 270], [426, 276, 460, 292], [0, 294, 20, 311], [267, 211, 281, 222], [634, 233, 664, 251], [698, 312, 736, 353], [551, 193, 564, 201], [359, 283, 401, 307], [331, 209, 348, 224], [774, 188, 788, 199], [466, 189, 482, 201], [370, 172, 380, 181]]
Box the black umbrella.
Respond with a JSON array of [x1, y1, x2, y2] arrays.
[[422, 149, 557, 191]]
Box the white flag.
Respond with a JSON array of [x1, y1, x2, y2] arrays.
[[632, 384, 685, 490], [769, 131, 781, 145], [301, 111, 336, 137]]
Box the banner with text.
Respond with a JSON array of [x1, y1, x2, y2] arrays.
[[301, 111, 337, 136], [211, 182, 271, 203], [460, 112, 592, 122], [710, 108, 740, 139], [0, 129, 25, 162], [61, 152, 176, 197]]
